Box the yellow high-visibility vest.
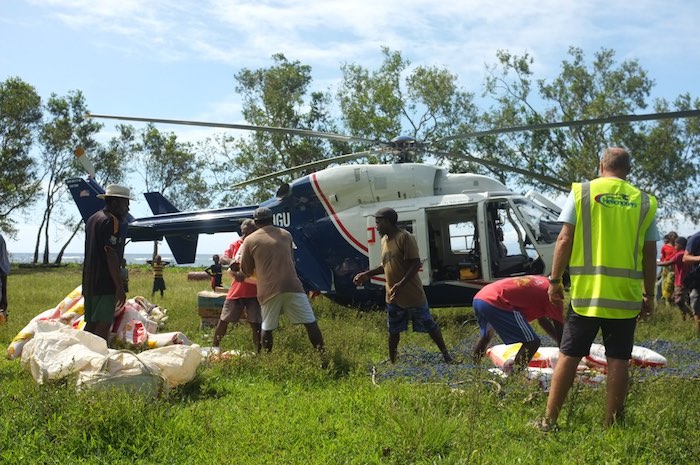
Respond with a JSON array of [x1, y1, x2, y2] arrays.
[[569, 177, 656, 318]]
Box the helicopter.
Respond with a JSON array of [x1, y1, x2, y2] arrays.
[[67, 110, 700, 308]]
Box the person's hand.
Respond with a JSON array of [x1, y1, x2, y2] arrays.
[[353, 272, 368, 286], [641, 295, 655, 319], [548, 283, 565, 305], [388, 281, 403, 302], [116, 289, 126, 310], [229, 262, 240, 272]]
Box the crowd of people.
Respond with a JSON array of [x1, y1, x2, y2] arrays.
[[657, 231, 700, 329], [1, 146, 698, 433]]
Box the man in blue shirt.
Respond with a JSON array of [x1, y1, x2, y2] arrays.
[[683, 230, 700, 333]]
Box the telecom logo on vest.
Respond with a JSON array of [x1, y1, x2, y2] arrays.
[[594, 193, 638, 208]]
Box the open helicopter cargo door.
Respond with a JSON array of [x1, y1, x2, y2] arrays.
[[366, 210, 431, 287]]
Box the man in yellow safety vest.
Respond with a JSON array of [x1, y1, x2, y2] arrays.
[[537, 147, 659, 431]]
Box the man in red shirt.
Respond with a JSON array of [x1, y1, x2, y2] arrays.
[[214, 219, 262, 352], [472, 275, 564, 369]]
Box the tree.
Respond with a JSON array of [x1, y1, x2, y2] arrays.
[[53, 124, 136, 264], [221, 53, 340, 204], [480, 47, 700, 220], [0, 77, 43, 235], [34, 90, 103, 264], [131, 124, 209, 258], [133, 124, 209, 210], [197, 133, 240, 208], [92, 124, 137, 185], [337, 47, 480, 166]]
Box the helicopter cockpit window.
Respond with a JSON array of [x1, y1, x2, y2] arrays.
[[511, 198, 563, 245]]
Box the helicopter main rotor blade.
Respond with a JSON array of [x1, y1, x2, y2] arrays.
[[437, 109, 700, 143], [88, 113, 382, 146], [228, 151, 373, 189], [434, 150, 570, 192]]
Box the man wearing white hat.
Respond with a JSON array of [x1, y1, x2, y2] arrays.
[[82, 184, 133, 341]]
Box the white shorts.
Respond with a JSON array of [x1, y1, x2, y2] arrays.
[[261, 292, 316, 331]]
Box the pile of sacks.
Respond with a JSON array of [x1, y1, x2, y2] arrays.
[[6, 285, 201, 392], [22, 321, 201, 392], [7, 285, 189, 359], [486, 342, 667, 389]]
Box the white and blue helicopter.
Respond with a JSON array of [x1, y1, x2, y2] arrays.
[[67, 110, 700, 308]]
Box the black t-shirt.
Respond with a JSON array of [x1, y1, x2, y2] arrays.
[[687, 231, 700, 271], [83, 209, 125, 295]]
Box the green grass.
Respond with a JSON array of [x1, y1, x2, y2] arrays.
[[1, 265, 699, 464]]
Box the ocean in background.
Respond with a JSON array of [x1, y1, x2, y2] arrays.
[[8, 252, 216, 268]]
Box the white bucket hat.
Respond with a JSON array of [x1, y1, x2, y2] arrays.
[[97, 184, 135, 200]]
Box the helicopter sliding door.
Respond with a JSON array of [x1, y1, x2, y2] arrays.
[[366, 211, 431, 286], [424, 206, 483, 282]]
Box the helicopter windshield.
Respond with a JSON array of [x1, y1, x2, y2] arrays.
[[511, 198, 563, 245]]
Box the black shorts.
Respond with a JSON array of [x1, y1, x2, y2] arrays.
[[152, 277, 166, 293], [559, 305, 637, 360]]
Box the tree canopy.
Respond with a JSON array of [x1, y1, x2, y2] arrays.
[[337, 47, 480, 164], [478, 47, 700, 220], [133, 124, 209, 211], [2, 45, 699, 249], [218, 53, 340, 204], [0, 77, 42, 235], [33, 90, 103, 264]]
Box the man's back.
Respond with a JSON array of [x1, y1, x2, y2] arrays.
[[242, 225, 304, 304], [569, 176, 656, 318], [474, 276, 562, 322]]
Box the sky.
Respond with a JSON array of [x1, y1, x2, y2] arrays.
[[2, 0, 699, 256]]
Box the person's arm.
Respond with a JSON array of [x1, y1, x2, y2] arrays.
[[682, 251, 700, 264], [105, 247, 126, 309], [548, 223, 574, 305], [352, 265, 384, 285], [537, 318, 564, 345], [239, 242, 254, 277], [641, 240, 657, 316], [657, 258, 674, 267], [220, 246, 234, 266]]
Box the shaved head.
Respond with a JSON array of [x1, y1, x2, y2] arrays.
[[600, 147, 631, 178]]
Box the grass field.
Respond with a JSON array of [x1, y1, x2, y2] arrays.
[[1, 265, 698, 464]]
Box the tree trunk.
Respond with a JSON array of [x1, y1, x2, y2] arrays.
[[54, 220, 83, 265], [32, 210, 48, 264], [42, 224, 50, 264], [42, 203, 54, 265]]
